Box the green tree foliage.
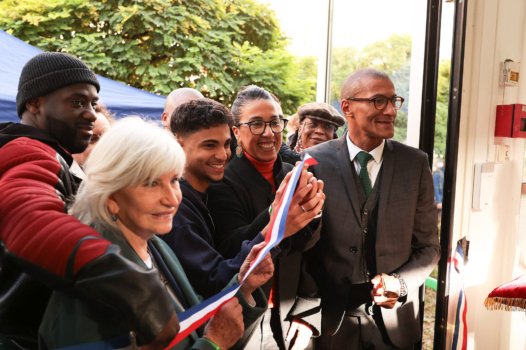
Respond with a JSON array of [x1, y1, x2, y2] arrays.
[[434, 60, 450, 159], [330, 34, 412, 103], [0, 0, 316, 114]]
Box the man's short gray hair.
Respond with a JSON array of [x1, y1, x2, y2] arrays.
[[71, 117, 186, 234]]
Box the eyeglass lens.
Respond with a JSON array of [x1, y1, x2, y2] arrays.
[[249, 119, 286, 135], [305, 121, 335, 132], [374, 96, 403, 110]]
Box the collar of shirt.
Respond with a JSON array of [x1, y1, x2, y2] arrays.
[[346, 135, 385, 164]]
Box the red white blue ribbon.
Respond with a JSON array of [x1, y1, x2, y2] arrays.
[[165, 153, 318, 348], [452, 245, 468, 350]]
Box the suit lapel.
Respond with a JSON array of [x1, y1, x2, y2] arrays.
[[377, 140, 395, 235], [336, 134, 363, 226]]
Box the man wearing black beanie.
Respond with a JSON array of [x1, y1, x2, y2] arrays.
[[0, 52, 179, 349]]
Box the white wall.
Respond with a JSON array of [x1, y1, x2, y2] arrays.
[[451, 0, 526, 349]]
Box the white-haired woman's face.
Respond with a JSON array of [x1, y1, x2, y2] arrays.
[[106, 170, 182, 239]]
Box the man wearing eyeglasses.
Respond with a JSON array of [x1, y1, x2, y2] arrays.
[[300, 68, 440, 349]]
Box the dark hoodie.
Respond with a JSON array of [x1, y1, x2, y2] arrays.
[[161, 178, 266, 299], [0, 122, 175, 348]]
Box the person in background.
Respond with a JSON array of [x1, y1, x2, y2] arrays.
[[271, 95, 301, 165], [289, 102, 345, 153], [286, 113, 300, 146], [71, 102, 114, 176], [39, 117, 273, 350], [433, 159, 444, 226], [301, 68, 440, 350], [208, 85, 325, 350], [162, 88, 204, 130], [0, 52, 178, 349]]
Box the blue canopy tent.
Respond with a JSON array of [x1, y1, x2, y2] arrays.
[[0, 30, 166, 122]]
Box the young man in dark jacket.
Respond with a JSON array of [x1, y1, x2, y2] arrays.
[[161, 98, 267, 299], [0, 52, 178, 349]]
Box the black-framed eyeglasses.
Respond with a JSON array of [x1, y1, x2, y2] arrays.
[[345, 95, 405, 110], [303, 120, 337, 133], [237, 118, 288, 135]]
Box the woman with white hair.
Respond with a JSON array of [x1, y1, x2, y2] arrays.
[[39, 117, 272, 350]]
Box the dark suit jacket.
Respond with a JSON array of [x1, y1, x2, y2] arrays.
[[161, 179, 265, 298], [208, 154, 322, 345], [303, 134, 440, 348]]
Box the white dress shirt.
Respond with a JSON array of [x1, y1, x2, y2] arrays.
[[346, 136, 385, 187]]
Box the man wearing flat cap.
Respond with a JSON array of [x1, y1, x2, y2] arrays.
[[299, 68, 440, 349], [0, 52, 178, 349], [289, 102, 346, 153]]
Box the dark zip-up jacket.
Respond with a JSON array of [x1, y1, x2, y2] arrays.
[[160, 178, 265, 299], [0, 122, 174, 348]]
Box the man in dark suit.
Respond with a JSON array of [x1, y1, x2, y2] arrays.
[[303, 68, 441, 349]]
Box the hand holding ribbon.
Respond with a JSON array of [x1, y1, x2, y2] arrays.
[[238, 242, 274, 300], [264, 160, 324, 240]]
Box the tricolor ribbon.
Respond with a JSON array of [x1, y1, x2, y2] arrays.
[[452, 245, 468, 350], [164, 153, 318, 348]]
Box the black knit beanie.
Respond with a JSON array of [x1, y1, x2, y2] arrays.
[[16, 52, 100, 118]]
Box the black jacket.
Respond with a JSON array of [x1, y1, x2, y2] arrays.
[[208, 155, 319, 259], [207, 154, 322, 344], [160, 179, 265, 298]]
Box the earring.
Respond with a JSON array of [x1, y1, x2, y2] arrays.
[[111, 215, 117, 222], [295, 133, 304, 153], [236, 145, 244, 158]]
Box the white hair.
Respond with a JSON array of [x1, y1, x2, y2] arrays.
[[71, 117, 186, 234]]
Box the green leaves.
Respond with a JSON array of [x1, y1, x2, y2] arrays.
[[0, 0, 315, 113], [434, 60, 451, 159], [330, 34, 413, 104]]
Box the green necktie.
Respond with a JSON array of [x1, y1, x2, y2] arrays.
[[356, 151, 373, 198]]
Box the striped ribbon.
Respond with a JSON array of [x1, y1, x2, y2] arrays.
[[452, 245, 468, 350]]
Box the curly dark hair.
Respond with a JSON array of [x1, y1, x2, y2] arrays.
[[170, 98, 234, 138]]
